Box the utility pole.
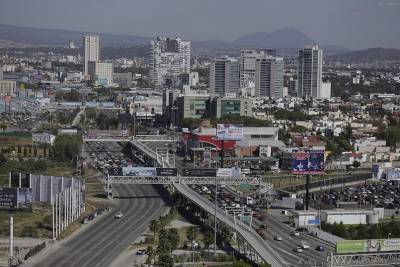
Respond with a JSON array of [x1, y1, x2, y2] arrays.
[[305, 174, 310, 210], [214, 139, 224, 257]]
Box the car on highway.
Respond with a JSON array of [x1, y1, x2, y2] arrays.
[[292, 231, 300, 237], [294, 246, 303, 253], [114, 212, 124, 219], [316, 245, 325, 251], [300, 241, 310, 250], [274, 235, 283, 241]]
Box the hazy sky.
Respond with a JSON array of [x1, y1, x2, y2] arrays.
[[1, 0, 400, 49]]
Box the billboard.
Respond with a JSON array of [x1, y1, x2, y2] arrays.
[[336, 239, 400, 254], [0, 187, 32, 210], [217, 168, 241, 177], [110, 167, 177, 177], [291, 149, 324, 175], [216, 124, 243, 141]]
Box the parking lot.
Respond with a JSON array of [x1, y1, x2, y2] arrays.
[[312, 181, 400, 210]]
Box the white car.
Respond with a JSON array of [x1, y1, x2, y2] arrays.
[[292, 231, 300, 237], [114, 212, 124, 219], [274, 235, 283, 241], [300, 242, 310, 250], [294, 246, 303, 253]]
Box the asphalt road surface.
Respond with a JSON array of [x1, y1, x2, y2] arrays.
[[28, 184, 168, 267]]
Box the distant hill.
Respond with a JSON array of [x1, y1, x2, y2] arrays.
[[234, 28, 315, 49], [333, 48, 400, 61], [0, 24, 349, 54], [0, 24, 151, 47]]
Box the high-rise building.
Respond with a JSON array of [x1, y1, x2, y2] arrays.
[[0, 80, 17, 97], [240, 49, 276, 88], [254, 56, 284, 98], [149, 37, 191, 87], [210, 56, 240, 97], [298, 45, 323, 98], [88, 61, 113, 87], [83, 35, 100, 76]]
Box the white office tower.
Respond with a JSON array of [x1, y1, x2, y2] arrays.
[[298, 45, 323, 98], [210, 56, 240, 97], [320, 82, 331, 99], [88, 61, 113, 87], [83, 35, 100, 76], [240, 49, 276, 88], [255, 56, 284, 98], [149, 37, 191, 87]]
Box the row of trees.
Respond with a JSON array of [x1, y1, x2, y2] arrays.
[[0, 144, 51, 158], [322, 217, 400, 240]]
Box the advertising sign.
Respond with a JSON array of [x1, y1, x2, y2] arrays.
[[217, 168, 241, 177], [0, 187, 32, 210], [371, 164, 380, 174], [108, 167, 177, 177], [307, 218, 320, 225], [182, 168, 217, 177], [336, 239, 400, 254], [216, 124, 243, 141], [122, 167, 157, 177], [384, 168, 400, 181], [291, 149, 324, 175]]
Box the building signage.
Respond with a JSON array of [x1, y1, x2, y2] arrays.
[[182, 168, 217, 177], [291, 149, 325, 175], [156, 168, 178, 177], [216, 124, 244, 141], [336, 238, 400, 254], [217, 168, 241, 177], [0, 187, 32, 210]]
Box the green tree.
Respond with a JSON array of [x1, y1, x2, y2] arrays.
[[186, 226, 197, 244], [356, 223, 368, 239], [203, 229, 213, 250], [146, 246, 155, 265], [28, 145, 32, 155], [386, 127, 400, 147], [149, 220, 160, 236], [17, 145, 21, 154], [53, 134, 82, 161], [158, 253, 173, 267], [33, 146, 38, 157], [85, 107, 97, 120], [168, 228, 179, 251]]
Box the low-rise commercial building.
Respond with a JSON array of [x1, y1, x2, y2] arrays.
[[212, 97, 252, 118], [32, 133, 56, 145]]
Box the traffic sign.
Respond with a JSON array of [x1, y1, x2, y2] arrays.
[[182, 168, 217, 177]]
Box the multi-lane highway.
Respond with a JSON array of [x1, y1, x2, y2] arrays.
[[25, 184, 168, 267], [23, 140, 169, 267]]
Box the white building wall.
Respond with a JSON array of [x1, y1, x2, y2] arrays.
[[83, 36, 100, 76]]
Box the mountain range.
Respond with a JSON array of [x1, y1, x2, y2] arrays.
[[0, 24, 346, 52], [1, 24, 400, 60]]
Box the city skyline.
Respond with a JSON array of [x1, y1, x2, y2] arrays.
[[0, 0, 400, 49]]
